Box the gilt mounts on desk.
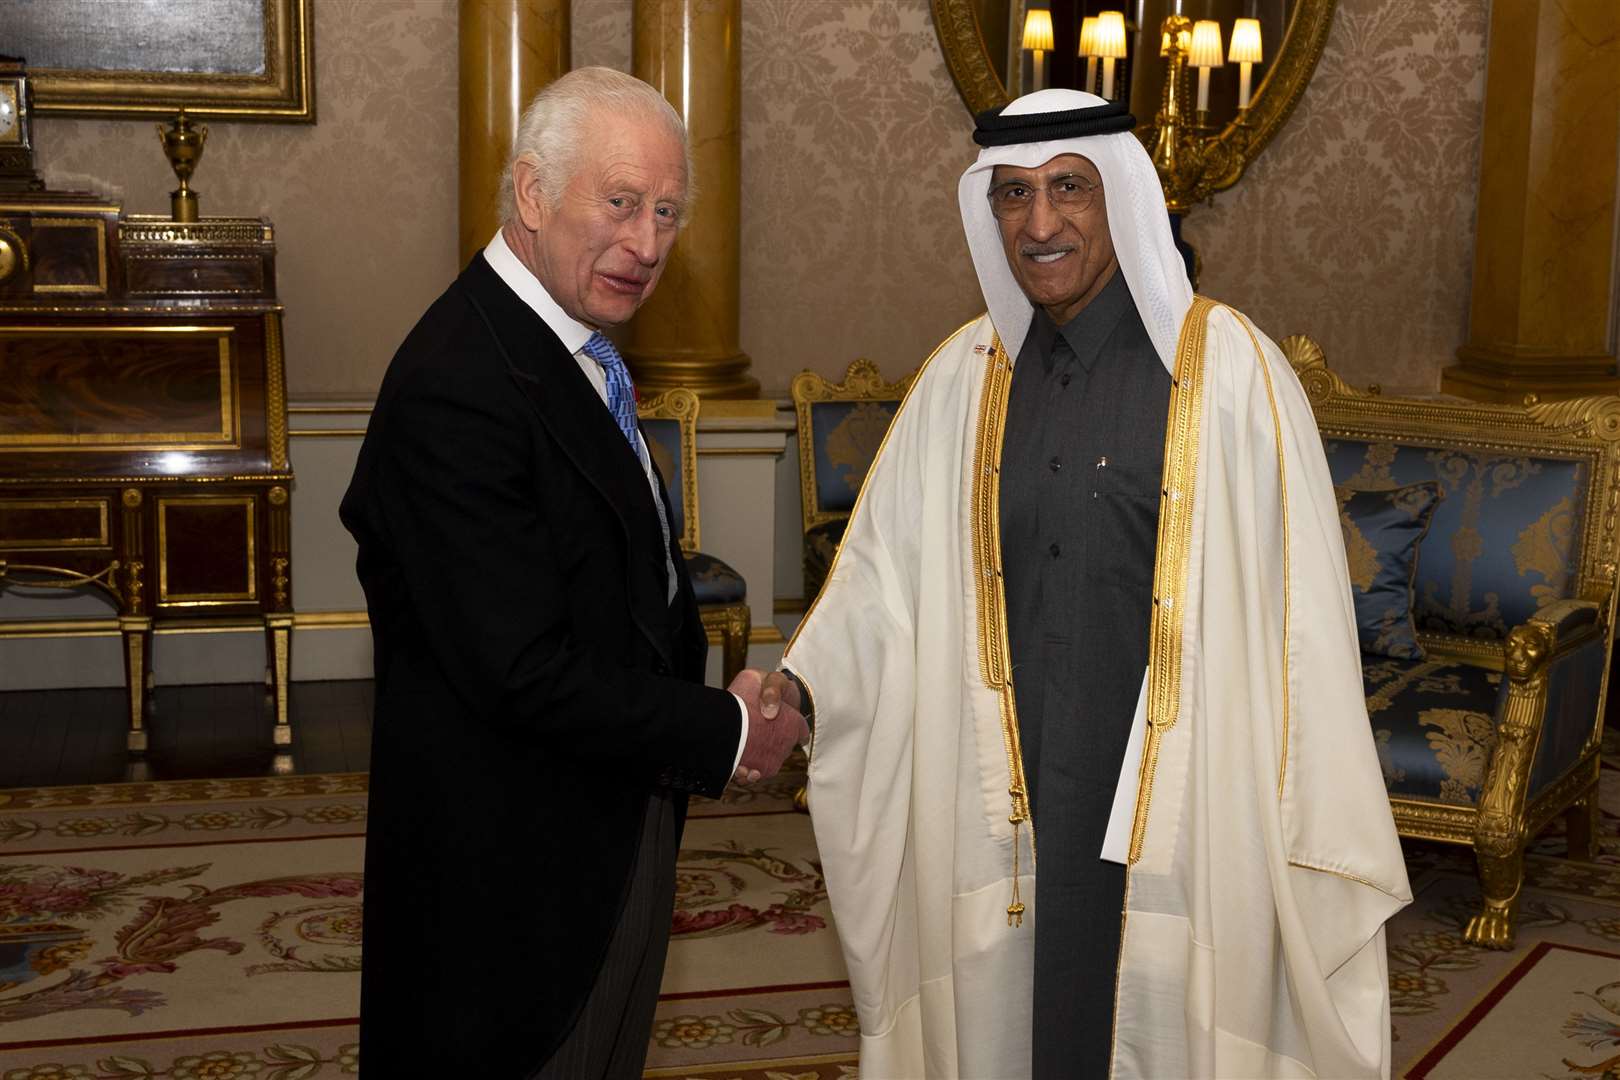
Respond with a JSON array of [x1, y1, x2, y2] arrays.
[[0, 189, 295, 762]]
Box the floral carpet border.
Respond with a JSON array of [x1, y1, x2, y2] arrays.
[[0, 1025, 359, 1078], [0, 775, 368, 813], [643, 1050, 858, 1079]]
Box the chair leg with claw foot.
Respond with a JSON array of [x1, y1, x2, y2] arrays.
[[1465, 844, 1523, 949]]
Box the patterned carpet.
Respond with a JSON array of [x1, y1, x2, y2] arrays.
[[649, 756, 857, 1078], [1392, 723, 1620, 1079], [0, 774, 365, 1076], [0, 731, 1613, 1079]]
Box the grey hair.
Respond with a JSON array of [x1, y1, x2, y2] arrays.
[[499, 66, 694, 225]]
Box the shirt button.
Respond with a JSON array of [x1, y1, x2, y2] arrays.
[[1048, 457, 1061, 472], [1049, 542, 1061, 557], [1060, 373, 1072, 387]]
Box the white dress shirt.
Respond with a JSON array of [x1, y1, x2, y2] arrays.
[[484, 231, 749, 774]]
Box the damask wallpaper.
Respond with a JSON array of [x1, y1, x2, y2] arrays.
[[1188, 0, 1488, 394], [28, 0, 1485, 400]]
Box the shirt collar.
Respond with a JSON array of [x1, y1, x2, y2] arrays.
[[483, 229, 594, 356], [1055, 267, 1134, 373]]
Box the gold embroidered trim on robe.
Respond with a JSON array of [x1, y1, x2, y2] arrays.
[[969, 334, 1035, 925], [1129, 296, 1215, 862]]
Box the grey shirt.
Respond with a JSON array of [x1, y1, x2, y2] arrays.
[[997, 267, 1171, 1078]]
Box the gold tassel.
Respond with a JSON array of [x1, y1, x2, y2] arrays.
[[1007, 791, 1027, 927]]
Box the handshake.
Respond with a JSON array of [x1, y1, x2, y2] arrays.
[[726, 668, 809, 786]]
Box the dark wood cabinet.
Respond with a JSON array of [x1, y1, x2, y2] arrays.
[[0, 190, 294, 757]]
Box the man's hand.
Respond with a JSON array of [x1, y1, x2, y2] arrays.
[[727, 668, 807, 785]]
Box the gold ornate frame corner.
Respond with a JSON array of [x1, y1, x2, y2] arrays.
[[932, 0, 1012, 117]]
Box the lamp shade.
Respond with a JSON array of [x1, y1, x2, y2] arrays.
[[1229, 18, 1263, 63], [1094, 10, 1128, 59], [1022, 8, 1054, 52], [1078, 15, 1098, 58], [1189, 20, 1224, 67]]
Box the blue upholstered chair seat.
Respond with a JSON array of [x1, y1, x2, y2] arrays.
[[1363, 655, 1507, 806], [685, 551, 746, 605]]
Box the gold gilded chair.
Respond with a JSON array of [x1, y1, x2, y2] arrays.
[[790, 359, 918, 601], [638, 388, 750, 684], [1284, 336, 1617, 948]]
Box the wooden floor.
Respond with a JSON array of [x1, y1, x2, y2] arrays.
[[0, 679, 373, 788]]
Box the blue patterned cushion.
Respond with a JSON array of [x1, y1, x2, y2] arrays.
[[641, 417, 687, 544], [1363, 655, 1506, 805], [685, 551, 746, 605], [810, 400, 901, 515], [1339, 482, 1442, 659], [1323, 440, 1586, 641]]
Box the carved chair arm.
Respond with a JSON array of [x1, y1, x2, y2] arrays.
[[1478, 598, 1607, 868], [1504, 599, 1601, 683]]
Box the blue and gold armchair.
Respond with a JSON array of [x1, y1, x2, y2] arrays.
[[638, 389, 750, 684], [1285, 337, 1617, 948], [790, 359, 917, 601]]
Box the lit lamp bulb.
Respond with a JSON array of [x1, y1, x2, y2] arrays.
[[1078, 16, 1099, 96], [1188, 20, 1224, 121], [1095, 11, 1127, 101], [1022, 9, 1054, 92], [1229, 18, 1263, 110]]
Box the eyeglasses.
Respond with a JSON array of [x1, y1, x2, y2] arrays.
[[986, 175, 1102, 221]]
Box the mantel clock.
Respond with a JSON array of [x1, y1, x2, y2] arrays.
[[0, 57, 43, 193]]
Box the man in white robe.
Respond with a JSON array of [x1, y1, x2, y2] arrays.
[[767, 89, 1413, 1078]]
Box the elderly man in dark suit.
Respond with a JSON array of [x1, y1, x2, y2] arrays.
[[340, 67, 806, 1078]]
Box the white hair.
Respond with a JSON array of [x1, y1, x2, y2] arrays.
[[500, 66, 694, 225]]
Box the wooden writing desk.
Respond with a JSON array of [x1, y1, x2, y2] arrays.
[[0, 190, 294, 759]]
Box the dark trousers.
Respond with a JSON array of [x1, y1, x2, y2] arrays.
[[533, 791, 680, 1080]]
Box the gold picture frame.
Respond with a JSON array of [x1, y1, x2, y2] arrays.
[[12, 0, 314, 122]]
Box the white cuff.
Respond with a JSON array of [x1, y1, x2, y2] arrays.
[[729, 692, 750, 775]]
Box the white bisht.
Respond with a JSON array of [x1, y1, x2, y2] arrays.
[[784, 89, 1412, 1078]]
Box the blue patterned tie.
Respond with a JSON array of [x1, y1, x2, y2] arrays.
[[582, 332, 642, 461]]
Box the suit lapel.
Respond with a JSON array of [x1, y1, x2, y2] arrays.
[[458, 254, 675, 663]]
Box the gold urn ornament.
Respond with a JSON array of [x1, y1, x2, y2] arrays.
[[157, 109, 208, 222]]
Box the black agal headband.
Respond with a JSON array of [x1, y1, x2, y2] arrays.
[[971, 100, 1137, 147]]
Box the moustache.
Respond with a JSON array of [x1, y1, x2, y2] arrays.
[[1019, 243, 1078, 257]]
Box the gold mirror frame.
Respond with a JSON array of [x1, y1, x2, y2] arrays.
[[931, 0, 1336, 200]]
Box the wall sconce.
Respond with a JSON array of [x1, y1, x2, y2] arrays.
[[1188, 20, 1225, 125], [1094, 11, 1127, 100], [1078, 16, 1099, 96], [1022, 9, 1054, 91], [1229, 18, 1264, 111]]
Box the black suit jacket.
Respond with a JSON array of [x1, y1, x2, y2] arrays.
[[340, 253, 741, 1076]]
